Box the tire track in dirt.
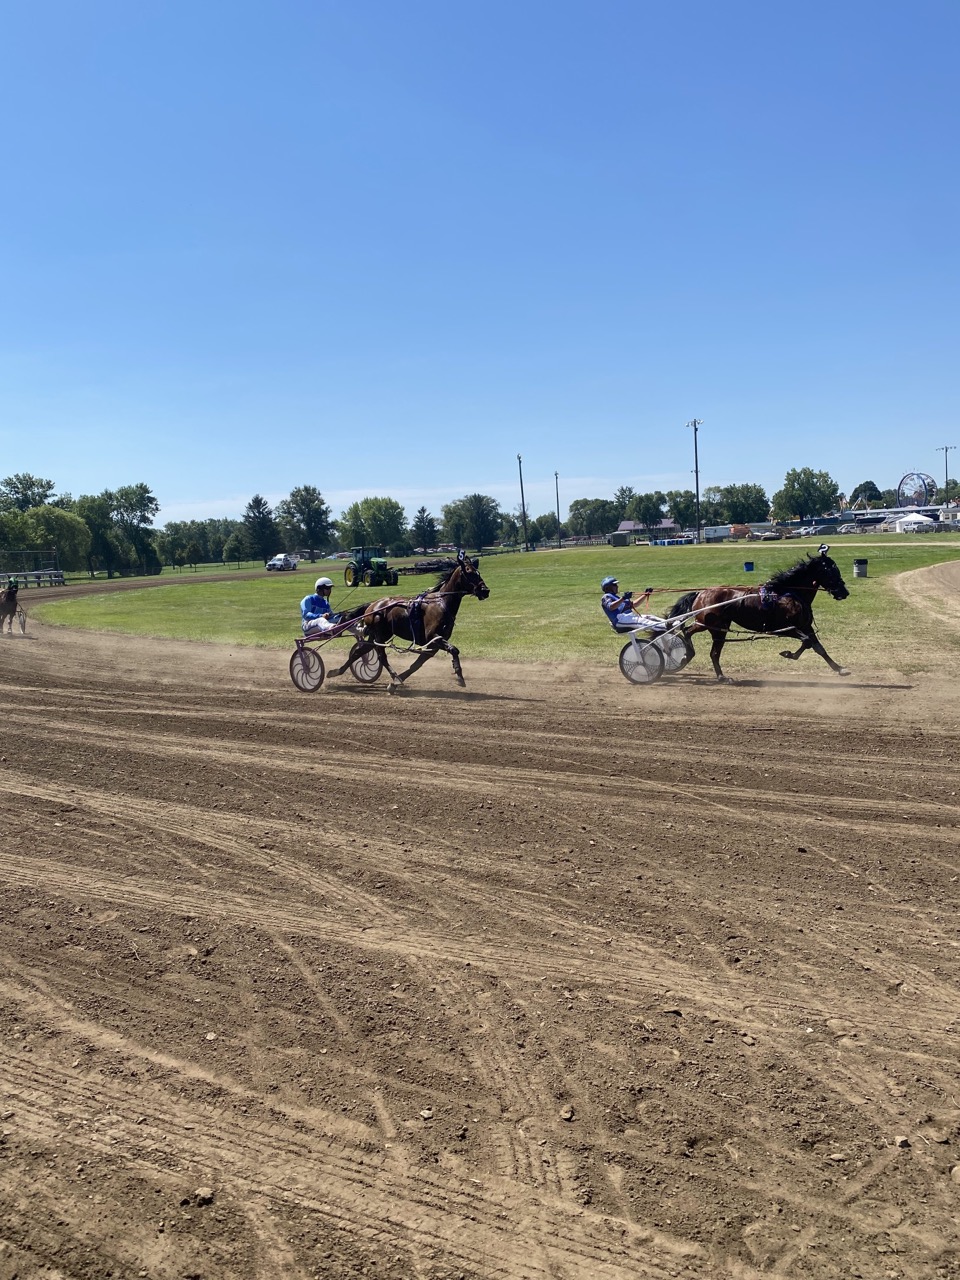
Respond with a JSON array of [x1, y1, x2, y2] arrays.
[[3, 619, 960, 1278], [4, 838, 959, 1058], [8, 706, 960, 848], [0, 1043, 711, 1280], [0, 776, 405, 927]]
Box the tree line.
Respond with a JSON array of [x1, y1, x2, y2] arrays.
[[1, 466, 953, 577]]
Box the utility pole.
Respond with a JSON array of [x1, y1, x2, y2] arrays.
[[517, 454, 529, 551], [555, 471, 561, 548], [937, 445, 956, 503], [686, 420, 703, 543]]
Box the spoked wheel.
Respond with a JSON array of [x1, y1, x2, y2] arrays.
[[619, 638, 665, 685], [659, 629, 694, 674], [15, 606, 26, 636], [349, 645, 383, 684], [290, 646, 325, 692]]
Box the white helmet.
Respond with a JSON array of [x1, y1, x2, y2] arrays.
[[315, 577, 333, 590]]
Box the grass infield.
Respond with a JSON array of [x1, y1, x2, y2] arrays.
[[32, 537, 960, 674]]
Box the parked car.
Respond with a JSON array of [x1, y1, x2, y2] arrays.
[[266, 554, 298, 571], [759, 530, 782, 540], [836, 523, 858, 534], [807, 526, 832, 538]]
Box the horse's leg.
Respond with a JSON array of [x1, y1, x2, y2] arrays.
[[380, 644, 410, 692], [778, 629, 813, 662], [327, 639, 371, 679], [780, 634, 849, 675], [391, 638, 444, 689], [809, 637, 850, 675], [325, 641, 356, 678], [708, 625, 732, 682], [414, 634, 468, 686], [446, 641, 465, 686], [778, 628, 849, 676]]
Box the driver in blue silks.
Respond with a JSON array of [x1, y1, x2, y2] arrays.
[[600, 576, 654, 629], [300, 577, 342, 635]]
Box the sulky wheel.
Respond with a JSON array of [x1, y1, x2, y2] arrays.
[[15, 605, 26, 636], [619, 638, 665, 685], [658, 629, 694, 674], [349, 645, 383, 684], [290, 646, 325, 692]]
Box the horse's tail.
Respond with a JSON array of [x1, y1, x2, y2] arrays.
[[667, 591, 699, 619]]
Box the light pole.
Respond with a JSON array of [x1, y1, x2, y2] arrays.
[[517, 454, 529, 551], [937, 445, 956, 503], [555, 471, 561, 548], [685, 419, 703, 542]]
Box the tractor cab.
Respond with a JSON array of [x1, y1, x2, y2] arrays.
[[344, 546, 399, 589]]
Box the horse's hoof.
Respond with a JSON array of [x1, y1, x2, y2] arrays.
[[716, 675, 732, 684], [455, 677, 466, 688], [837, 668, 851, 677]]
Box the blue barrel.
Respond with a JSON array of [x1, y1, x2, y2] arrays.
[[743, 561, 755, 573]]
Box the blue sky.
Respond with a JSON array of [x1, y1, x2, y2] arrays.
[[3, 1, 957, 525]]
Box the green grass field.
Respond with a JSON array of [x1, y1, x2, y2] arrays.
[[31, 537, 960, 673]]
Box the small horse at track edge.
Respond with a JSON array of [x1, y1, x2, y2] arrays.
[[326, 551, 490, 691], [667, 544, 850, 682]]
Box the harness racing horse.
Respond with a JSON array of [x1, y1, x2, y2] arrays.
[[0, 580, 20, 635], [667, 545, 850, 682], [328, 552, 490, 691]]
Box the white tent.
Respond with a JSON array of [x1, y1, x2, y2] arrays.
[[895, 513, 936, 532]]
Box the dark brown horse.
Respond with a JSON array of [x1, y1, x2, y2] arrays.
[[0, 580, 20, 635], [328, 551, 490, 690], [667, 545, 850, 682]]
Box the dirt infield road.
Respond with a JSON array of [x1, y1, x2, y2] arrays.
[[2, 572, 959, 1279]]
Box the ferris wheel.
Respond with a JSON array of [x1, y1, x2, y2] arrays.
[[896, 472, 938, 507]]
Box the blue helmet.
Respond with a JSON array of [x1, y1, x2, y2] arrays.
[[601, 576, 618, 589]]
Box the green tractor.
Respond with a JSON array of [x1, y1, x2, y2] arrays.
[[344, 546, 399, 589]]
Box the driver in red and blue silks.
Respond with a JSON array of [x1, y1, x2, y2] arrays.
[[300, 577, 342, 635], [600, 576, 653, 629]]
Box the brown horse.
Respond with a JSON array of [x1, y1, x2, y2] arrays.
[[0, 581, 20, 635], [328, 551, 490, 690], [667, 545, 850, 682]]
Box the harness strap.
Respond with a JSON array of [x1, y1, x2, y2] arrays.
[[408, 594, 428, 646]]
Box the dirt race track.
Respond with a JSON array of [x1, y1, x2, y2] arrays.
[[2, 567, 960, 1280]]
